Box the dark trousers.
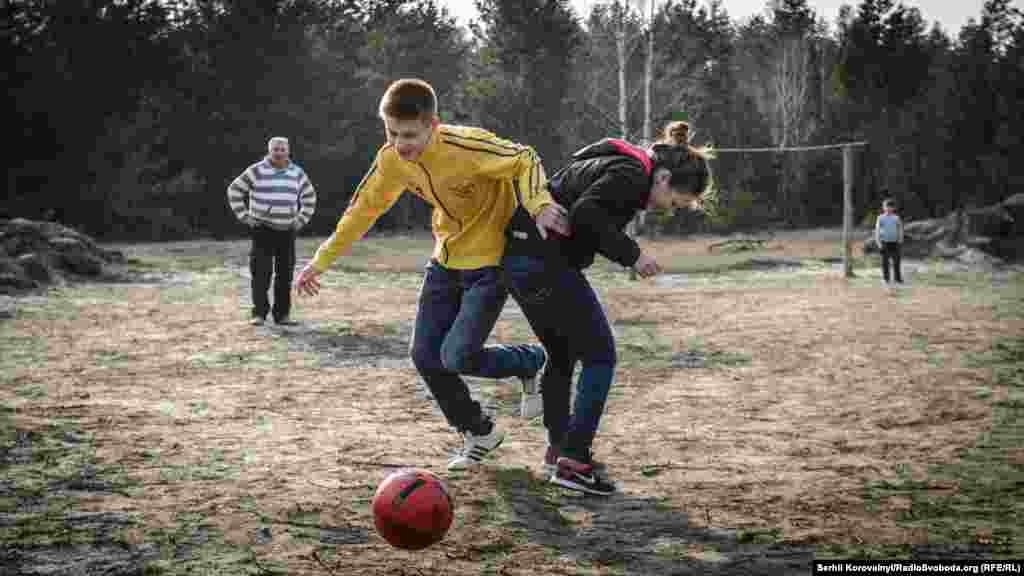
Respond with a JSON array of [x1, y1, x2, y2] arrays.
[[250, 225, 295, 321], [881, 241, 903, 283], [501, 254, 616, 461], [410, 260, 546, 434]]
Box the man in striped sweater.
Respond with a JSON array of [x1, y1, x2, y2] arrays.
[[228, 137, 316, 326]]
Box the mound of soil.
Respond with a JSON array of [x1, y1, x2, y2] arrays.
[[0, 219, 125, 294]]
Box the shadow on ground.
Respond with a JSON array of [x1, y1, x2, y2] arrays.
[[0, 418, 161, 575], [275, 322, 412, 368], [486, 467, 814, 575]]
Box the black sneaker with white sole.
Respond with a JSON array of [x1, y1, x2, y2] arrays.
[[550, 456, 616, 496]]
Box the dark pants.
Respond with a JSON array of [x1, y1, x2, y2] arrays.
[[250, 225, 295, 321], [410, 260, 546, 434], [501, 254, 616, 462], [881, 241, 903, 283]]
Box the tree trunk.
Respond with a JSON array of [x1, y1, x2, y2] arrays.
[[519, 49, 530, 144], [643, 0, 653, 146], [617, 29, 628, 139], [615, 15, 637, 277], [773, 34, 811, 226], [636, 0, 654, 239]]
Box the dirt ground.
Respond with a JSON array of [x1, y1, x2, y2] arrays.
[[1, 231, 1021, 575]]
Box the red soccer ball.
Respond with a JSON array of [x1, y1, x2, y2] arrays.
[[371, 468, 454, 550]]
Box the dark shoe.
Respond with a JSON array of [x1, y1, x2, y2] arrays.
[[543, 444, 607, 478], [274, 316, 298, 326], [551, 456, 616, 496]]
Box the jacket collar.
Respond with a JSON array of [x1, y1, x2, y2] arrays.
[[605, 139, 653, 175]]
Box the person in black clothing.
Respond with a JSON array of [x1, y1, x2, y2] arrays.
[[502, 121, 715, 495]]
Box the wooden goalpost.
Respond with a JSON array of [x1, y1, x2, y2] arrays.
[[710, 140, 869, 278]]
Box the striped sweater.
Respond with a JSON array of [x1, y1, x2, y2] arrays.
[[227, 158, 316, 231]]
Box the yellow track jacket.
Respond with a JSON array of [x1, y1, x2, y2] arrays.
[[310, 124, 553, 271]]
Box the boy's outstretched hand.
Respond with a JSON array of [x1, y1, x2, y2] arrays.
[[534, 203, 571, 239], [294, 265, 322, 297]]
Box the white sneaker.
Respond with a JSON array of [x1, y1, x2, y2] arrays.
[[520, 387, 543, 419], [447, 426, 505, 470]]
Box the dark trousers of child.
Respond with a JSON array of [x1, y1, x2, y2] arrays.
[[250, 225, 296, 321], [501, 253, 616, 463], [880, 241, 903, 283]]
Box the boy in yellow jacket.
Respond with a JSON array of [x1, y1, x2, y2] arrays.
[[294, 78, 569, 470]]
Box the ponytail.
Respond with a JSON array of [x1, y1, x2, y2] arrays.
[[652, 119, 711, 177], [651, 119, 719, 218], [657, 120, 713, 160], [660, 120, 689, 146]]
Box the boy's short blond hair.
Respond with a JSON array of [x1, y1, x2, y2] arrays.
[[379, 79, 437, 123]]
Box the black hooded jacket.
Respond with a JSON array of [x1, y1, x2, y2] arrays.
[[505, 138, 652, 270]]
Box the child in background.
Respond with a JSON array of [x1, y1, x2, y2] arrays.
[[875, 198, 904, 285]]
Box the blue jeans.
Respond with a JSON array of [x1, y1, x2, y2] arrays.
[[501, 254, 616, 462], [410, 260, 546, 434]]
